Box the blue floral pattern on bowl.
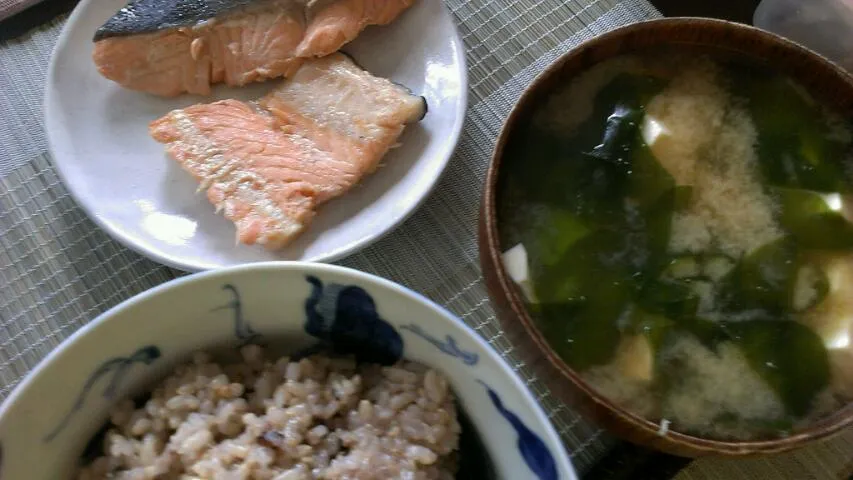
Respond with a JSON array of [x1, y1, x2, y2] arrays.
[[479, 380, 559, 480], [399, 323, 479, 365], [304, 275, 403, 365], [44, 346, 161, 443], [211, 284, 262, 345]]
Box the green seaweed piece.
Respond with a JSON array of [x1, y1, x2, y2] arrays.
[[533, 229, 635, 304], [528, 207, 592, 268], [627, 141, 678, 209], [533, 230, 640, 370], [772, 187, 853, 249], [638, 277, 700, 322], [530, 188, 682, 365], [718, 237, 799, 313], [739, 75, 852, 193], [724, 320, 830, 417], [502, 71, 667, 212], [640, 186, 688, 276], [520, 73, 689, 373], [532, 174, 681, 306], [534, 73, 668, 222], [581, 106, 679, 216], [683, 316, 731, 350], [735, 238, 798, 309], [584, 104, 642, 168], [622, 305, 676, 353], [537, 298, 627, 371], [567, 112, 646, 222]]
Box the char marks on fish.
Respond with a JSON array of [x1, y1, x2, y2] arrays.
[[92, 0, 415, 96]]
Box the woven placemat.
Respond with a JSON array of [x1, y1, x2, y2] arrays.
[[677, 426, 853, 480], [0, 0, 661, 475], [2, 0, 851, 478]]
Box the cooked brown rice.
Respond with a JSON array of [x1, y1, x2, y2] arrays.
[[77, 345, 461, 479]]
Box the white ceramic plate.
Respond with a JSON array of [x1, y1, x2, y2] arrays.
[[45, 0, 467, 272]]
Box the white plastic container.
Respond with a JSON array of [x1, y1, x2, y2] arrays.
[[754, 0, 853, 72]]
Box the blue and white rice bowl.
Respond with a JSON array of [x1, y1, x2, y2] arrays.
[[0, 262, 577, 479]]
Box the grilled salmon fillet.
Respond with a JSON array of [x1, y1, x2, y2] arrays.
[[297, 0, 416, 57], [93, 0, 415, 97], [259, 53, 426, 175], [149, 53, 426, 249]]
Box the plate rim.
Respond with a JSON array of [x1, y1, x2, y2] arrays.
[[44, 0, 469, 272]]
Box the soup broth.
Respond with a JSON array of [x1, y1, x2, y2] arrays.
[[498, 52, 853, 441]]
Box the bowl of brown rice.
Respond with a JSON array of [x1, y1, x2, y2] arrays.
[[0, 262, 576, 479]]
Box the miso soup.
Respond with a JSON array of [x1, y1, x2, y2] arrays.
[[498, 52, 853, 441]]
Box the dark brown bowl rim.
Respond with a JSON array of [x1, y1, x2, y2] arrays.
[[481, 17, 853, 456]]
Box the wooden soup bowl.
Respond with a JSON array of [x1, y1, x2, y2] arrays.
[[479, 17, 853, 458]]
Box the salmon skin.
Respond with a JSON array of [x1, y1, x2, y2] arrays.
[[93, 0, 415, 96], [149, 53, 426, 249], [94, 0, 259, 40]]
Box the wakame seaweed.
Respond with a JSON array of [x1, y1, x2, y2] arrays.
[[723, 320, 830, 417], [500, 63, 846, 435], [716, 237, 800, 313], [517, 73, 683, 369], [538, 301, 623, 370], [519, 72, 707, 368], [772, 187, 853, 249], [737, 72, 853, 193], [502, 73, 668, 221], [621, 306, 675, 352]]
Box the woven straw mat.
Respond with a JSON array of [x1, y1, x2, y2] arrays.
[[1, 0, 851, 477]]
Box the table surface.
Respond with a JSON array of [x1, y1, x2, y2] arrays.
[[1, 1, 852, 480]]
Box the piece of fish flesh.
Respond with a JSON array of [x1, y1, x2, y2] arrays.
[[259, 53, 427, 176], [149, 53, 426, 249], [93, 0, 414, 97]]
